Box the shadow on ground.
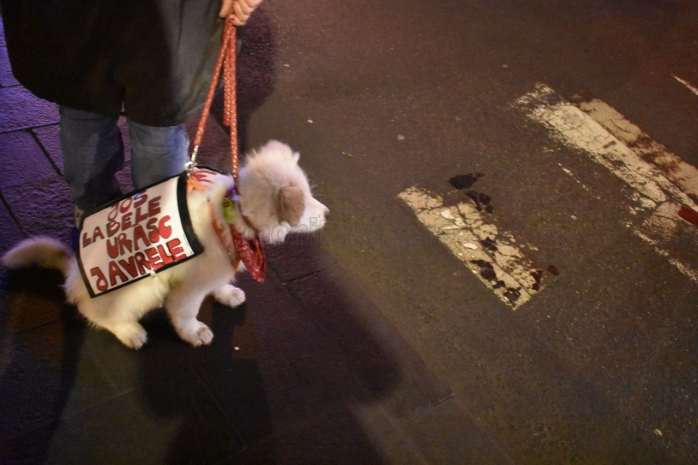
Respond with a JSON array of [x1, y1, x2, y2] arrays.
[[0, 241, 410, 463]]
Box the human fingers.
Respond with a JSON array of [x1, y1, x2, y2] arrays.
[[233, 2, 251, 24], [234, 0, 263, 25], [219, 0, 233, 18]]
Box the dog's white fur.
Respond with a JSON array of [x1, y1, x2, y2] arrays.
[[2, 141, 328, 349]]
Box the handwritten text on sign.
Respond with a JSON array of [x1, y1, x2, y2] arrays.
[[78, 175, 199, 296]]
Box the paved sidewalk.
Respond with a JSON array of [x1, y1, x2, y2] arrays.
[[0, 15, 510, 465]]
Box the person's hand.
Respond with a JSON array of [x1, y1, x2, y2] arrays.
[[219, 0, 263, 25]]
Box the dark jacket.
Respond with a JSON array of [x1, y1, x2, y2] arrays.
[[1, 0, 224, 126]]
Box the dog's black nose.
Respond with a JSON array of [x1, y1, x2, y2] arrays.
[[324, 208, 330, 221]]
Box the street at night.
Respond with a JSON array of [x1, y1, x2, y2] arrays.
[[1, 1, 698, 463]]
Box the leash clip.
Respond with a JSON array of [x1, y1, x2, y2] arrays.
[[185, 146, 200, 175]]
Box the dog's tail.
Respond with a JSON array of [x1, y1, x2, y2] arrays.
[[2, 237, 74, 278]]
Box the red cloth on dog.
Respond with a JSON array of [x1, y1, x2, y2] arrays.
[[190, 168, 266, 283]]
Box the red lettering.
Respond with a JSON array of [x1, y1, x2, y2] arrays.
[[135, 252, 151, 275], [106, 237, 119, 259], [122, 212, 133, 230], [145, 247, 163, 270], [93, 226, 104, 242], [158, 215, 172, 240], [118, 256, 138, 278], [156, 245, 174, 265], [147, 218, 159, 243], [119, 197, 132, 213], [107, 204, 118, 221], [135, 206, 148, 223], [133, 224, 150, 250], [117, 233, 132, 257], [134, 192, 148, 208], [108, 260, 129, 287], [107, 220, 120, 237], [167, 238, 187, 261], [90, 267, 108, 291], [148, 196, 161, 217], [82, 232, 92, 247]]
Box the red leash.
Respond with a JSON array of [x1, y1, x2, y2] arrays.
[[187, 17, 266, 283], [188, 17, 239, 180]]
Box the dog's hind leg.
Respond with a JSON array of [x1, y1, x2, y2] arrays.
[[165, 288, 213, 347], [80, 308, 149, 350], [212, 283, 246, 308], [106, 321, 148, 350], [75, 298, 149, 349]]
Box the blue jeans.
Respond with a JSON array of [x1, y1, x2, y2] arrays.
[[60, 106, 190, 212]]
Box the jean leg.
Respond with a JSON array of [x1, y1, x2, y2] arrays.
[[127, 119, 190, 189], [60, 106, 124, 211]]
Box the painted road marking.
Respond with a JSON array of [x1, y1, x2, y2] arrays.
[[516, 84, 698, 283], [574, 96, 698, 202], [558, 162, 601, 200], [516, 84, 688, 206], [398, 187, 544, 309], [399, 83, 698, 309], [673, 75, 698, 98]]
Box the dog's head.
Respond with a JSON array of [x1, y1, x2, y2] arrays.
[[237, 140, 329, 244]]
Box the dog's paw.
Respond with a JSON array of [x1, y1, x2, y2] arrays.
[[113, 322, 148, 350], [213, 284, 246, 308], [180, 321, 214, 347]]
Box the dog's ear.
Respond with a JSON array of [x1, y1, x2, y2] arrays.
[[277, 186, 305, 226]]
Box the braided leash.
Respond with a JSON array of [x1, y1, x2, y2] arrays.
[[186, 17, 239, 179]]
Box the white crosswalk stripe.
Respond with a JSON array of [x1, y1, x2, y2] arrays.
[[674, 75, 698, 98], [517, 84, 698, 283], [398, 187, 544, 309]]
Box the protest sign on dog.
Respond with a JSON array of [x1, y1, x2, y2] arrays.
[[77, 173, 204, 297]]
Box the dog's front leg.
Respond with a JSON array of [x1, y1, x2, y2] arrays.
[[212, 283, 246, 308], [166, 288, 214, 347]]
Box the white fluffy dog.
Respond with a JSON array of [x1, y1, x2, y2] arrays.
[[3, 141, 329, 349]]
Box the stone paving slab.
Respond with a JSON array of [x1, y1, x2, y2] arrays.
[[263, 238, 328, 282], [1, 281, 242, 440], [0, 308, 109, 442], [0, 131, 58, 189], [196, 272, 377, 443], [2, 268, 66, 333], [30, 125, 64, 174], [0, 370, 245, 465], [0, 87, 58, 133], [0, 44, 19, 87], [389, 397, 514, 464], [2, 179, 74, 246], [225, 401, 428, 465], [0, 199, 24, 258], [81, 302, 253, 398], [285, 270, 454, 421]]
